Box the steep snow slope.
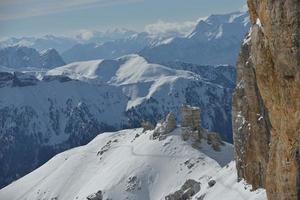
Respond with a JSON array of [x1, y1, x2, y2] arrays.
[[0, 128, 267, 200], [140, 11, 250, 66], [0, 46, 65, 69]]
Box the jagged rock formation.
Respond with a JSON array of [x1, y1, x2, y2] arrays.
[[153, 112, 177, 140], [181, 105, 204, 140], [141, 121, 155, 132], [165, 179, 201, 200], [87, 190, 103, 200], [207, 133, 224, 152], [181, 105, 201, 131], [233, 0, 300, 199], [165, 113, 177, 134]]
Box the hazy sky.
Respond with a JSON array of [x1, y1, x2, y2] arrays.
[[0, 0, 246, 38]]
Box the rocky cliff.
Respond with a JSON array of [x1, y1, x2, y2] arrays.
[[233, 0, 300, 199]]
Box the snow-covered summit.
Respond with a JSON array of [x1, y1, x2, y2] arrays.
[[0, 127, 266, 200], [47, 55, 195, 85]]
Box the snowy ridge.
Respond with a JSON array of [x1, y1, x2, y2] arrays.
[[140, 11, 250, 66], [47, 54, 196, 86], [0, 128, 266, 200]]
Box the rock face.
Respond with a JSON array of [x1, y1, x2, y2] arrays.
[[181, 105, 201, 131], [153, 112, 177, 139], [165, 113, 177, 134], [87, 190, 103, 200], [233, 0, 300, 199], [165, 179, 201, 200]]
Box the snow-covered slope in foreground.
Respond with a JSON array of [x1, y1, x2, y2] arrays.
[[0, 128, 266, 200]]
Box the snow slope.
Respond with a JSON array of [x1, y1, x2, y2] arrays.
[[0, 128, 267, 200]]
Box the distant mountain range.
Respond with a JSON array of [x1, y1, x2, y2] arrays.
[[140, 11, 250, 66], [0, 46, 65, 69], [0, 11, 249, 66]]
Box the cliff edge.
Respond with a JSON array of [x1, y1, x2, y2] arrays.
[[233, 0, 300, 199]]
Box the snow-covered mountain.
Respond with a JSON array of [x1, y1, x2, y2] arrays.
[[61, 32, 155, 63], [0, 55, 234, 189], [0, 46, 65, 69], [47, 55, 234, 140], [0, 128, 267, 200], [140, 11, 250, 66], [0, 29, 141, 55], [1, 11, 249, 66], [0, 35, 78, 53], [0, 71, 129, 188]]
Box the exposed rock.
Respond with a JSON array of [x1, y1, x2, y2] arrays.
[[208, 180, 216, 187], [165, 179, 200, 200], [207, 133, 223, 152], [181, 127, 192, 141], [181, 105, 203, 140], [165, 112, 177, 134], [234, 0, 300, 199], [87, 190, 103, 200], [152, 112, 177, 140], [126, 176, 141, 192], [97, 140, 118, 156], [141, 121, 155, 132], [181, 105, 201, 131], [233, 28, 271, 189]]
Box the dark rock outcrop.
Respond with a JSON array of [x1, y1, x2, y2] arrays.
[[165, 179, 200, 200]]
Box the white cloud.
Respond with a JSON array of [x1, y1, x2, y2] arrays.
[[144, 17, 206, 37], [76, 30, 96, 41], [0, 0, 143, 21]]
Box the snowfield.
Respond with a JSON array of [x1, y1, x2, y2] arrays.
[[0, 128, 267, 200]]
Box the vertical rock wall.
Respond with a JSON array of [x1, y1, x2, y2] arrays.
[[234, 0, 300, 199]]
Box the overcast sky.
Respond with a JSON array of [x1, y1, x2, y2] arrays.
[[0, 0, 246, 38]]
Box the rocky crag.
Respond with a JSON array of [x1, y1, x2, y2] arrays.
[[233, 0, 300, 199]]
